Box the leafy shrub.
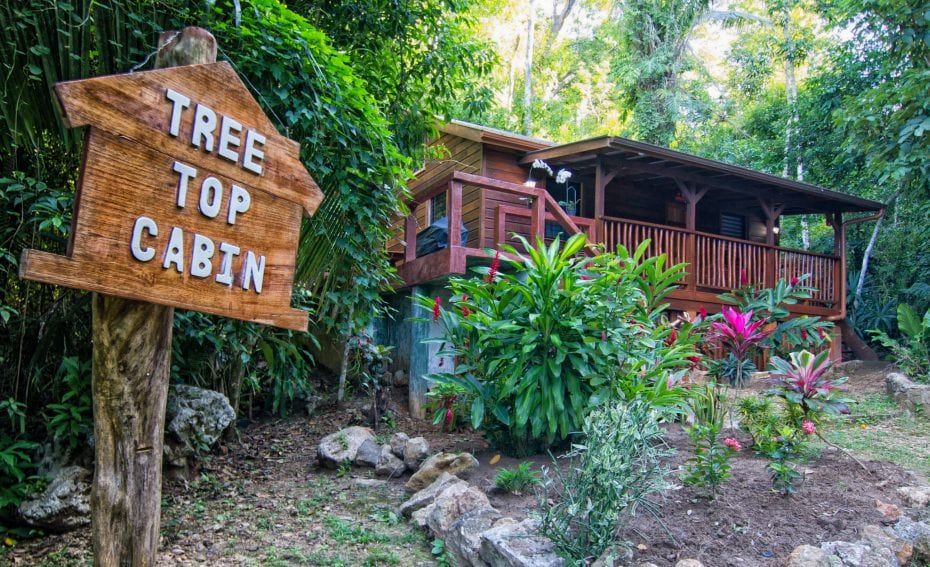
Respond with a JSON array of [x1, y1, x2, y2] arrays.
[[737, 395, 783, 447], [45, 357, 92, 449], [870, 303, 930, 382], [494, 462, 541, 494], [764, 425, 809, 495], [539, 399, 672, 562], [419, 234, 694, 455], [0, 436, 38, 512], [767, 350, 851, 419], [426, 382, 471, 432], [706, 306, 771, 387], [681, 383, 737, 497]]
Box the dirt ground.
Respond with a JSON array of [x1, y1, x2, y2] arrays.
[[3, 361, 925, 567]]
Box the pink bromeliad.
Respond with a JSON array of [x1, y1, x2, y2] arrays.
[[707, 306, 771, 358]]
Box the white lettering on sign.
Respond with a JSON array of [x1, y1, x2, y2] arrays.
[[164, 88, 266, 175], [130, 216, 158, 261]]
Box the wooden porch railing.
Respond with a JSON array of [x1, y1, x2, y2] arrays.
[[601, 216, 840, 309]]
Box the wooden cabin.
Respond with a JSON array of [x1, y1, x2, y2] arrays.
[[388, 120, 884, 362]]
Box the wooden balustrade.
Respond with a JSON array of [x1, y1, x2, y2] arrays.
[[600, 216, 841, 310]]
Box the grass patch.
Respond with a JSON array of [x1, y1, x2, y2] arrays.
[[324, 515, 390, 545], [364, 548, 401, 566], [826, 393, 930, 476]]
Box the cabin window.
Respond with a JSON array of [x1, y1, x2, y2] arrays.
[[430, 192, 447, 222], [545, 178, 582, 217], [720, 213, 746, 239]]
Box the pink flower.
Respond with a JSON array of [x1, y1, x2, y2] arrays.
[[445, 408, 454, 427], [432, 297, 441, 321], [707, 306, 772, 358], [698, 306, 708, 320], [487, 250, 500, 282], [802, 420, 816, 435], [723, 438, 742, 451]]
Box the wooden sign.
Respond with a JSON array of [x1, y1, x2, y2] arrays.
[[19, 62, 321, 331]]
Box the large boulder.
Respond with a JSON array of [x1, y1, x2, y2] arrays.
[[787, 545, 832, 567], [354, 438, 383, 468], [317, 426, 375, 469], [398, 472, 466, 517], [444, 508, 502, 567], [164, 385, 235, 467], [897, 486, 930, 508], [390, 432, 410, 459], [375, 445, 406, 478], [406, 452, 479, 491], [402, 437, 430, 471], [424, 483, 494, 534], [886, 373, 930, 414], [478, 518, 565, 567], [18, 466, 91, 532]]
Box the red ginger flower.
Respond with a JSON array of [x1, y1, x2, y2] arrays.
[[740, 268, 749, 286], [802, 420, 816, 435], [461, 294, 471, 317], [444, 408, 454, 427], [800, 328, 809, 341], [688, 355, 702, 367], [723, 438, 742, 451], [790, 275, 799, 286], [666, 328, 678, 346], [432, 296, 441, 321], [487, 250, 500, 282], [698, 306, 708, 320]]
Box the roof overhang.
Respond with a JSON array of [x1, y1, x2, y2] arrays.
[[443, 120, 553, 152], [521, 136, 883, 215]]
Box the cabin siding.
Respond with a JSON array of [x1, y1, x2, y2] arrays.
[[388, 133, 483, 253]]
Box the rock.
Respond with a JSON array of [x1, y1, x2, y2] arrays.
[[406, 452, 479, 491], [445, 508, 502, 567], [897, 486, 930, 508], [375, 445, 406, 478], [390, 432, 410, 459], [425, 483, 494, 535], [592, 547, 634, 566], [398, 472, 466, 517], [788, 546, 831, 567], [821, 541, 874, 567], [17, 466, 91, 532], [886, 373, 930, 414], [893, 517, 930, 563], [393, 369, 408, 386], [478, 518, 565, 567], [675, 561, 704, 567], [403, 437, 430, 471], [859, 524, 913, 565], [303, 393, 321, 416], [317, 426, 375, 469], [354, 438, 383, 468], [164, 385, 235, 467], [352, 478, 387, 489], [875, 500, 902, 522]]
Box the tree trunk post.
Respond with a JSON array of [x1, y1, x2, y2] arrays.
[[91, 27, 216, 567]]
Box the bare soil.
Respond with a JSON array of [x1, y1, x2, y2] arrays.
[[3, 361, 921, 567]]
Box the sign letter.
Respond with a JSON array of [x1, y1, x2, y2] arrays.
[[165, 89, 191, 137], [191, 104, 217, 152], [242, 251, 265, 293], [198, 177, 223, 218], [218, 116, 242, 163], [190, 234, 215, 278], [243, 129, 266, 175], [162, 227, 185, 272], [215, 242, 240, 286], [227, 185, 251, 224], [130, 216, 158, 262], [172, 161, 197, 208]]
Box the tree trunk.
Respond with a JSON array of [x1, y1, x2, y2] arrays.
[[91, 27, 216, 567], [854, 188, 901, 309], [337, 339, 350, 406], [523, 0, 535, 135]]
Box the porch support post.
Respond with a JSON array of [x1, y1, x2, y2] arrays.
[[448, 180, 463, 247], [404, 212, 418, 262], [594, 160, 606, 243], [531, 189, 545, 244], [827, 212, 846, 361], [758, 199, 784, 288], [676, 181, 707, 291]]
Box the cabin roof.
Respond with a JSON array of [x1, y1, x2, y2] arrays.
[[520, 136, 884, 215], [443, 120, 553, 152]]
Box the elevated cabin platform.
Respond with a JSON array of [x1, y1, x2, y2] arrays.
[[383, 123, 885, 416], [390, 121, 883, 322]]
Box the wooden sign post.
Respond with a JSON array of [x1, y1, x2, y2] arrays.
[[18, 27, 322, 565]]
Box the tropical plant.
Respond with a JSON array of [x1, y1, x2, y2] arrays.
[[539, 399, 672, 563], [706, 306, 771, 387], [765, 425, 807, 495], [495, 462, 541, 494], [0, 435, 38, 513], [426, 382, 471, 432], [418, 234, 693, 455], [681, 382, 736, 497], [737, 395, 782, 447], [44, 356, 92, 450], [870, 304, 930, 383], [766, 350, 852, 419]]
